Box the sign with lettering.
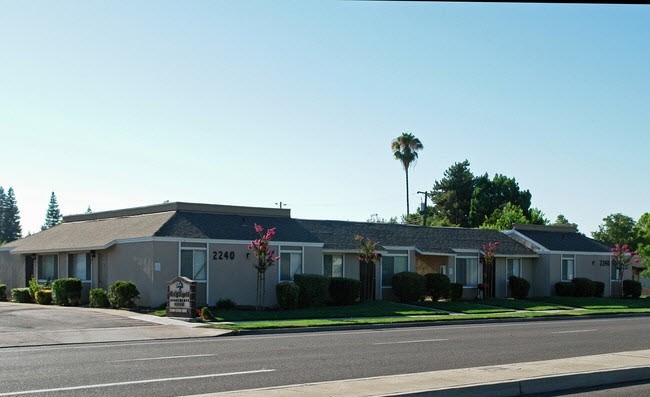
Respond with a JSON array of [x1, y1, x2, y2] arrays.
[[166, 276, 196, 318]]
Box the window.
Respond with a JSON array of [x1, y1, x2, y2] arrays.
[[610, 258, 619, 281], [456, 257, 481, 287], [280, 251, 302, 281], [180, 249, 207, 280], [561, 255, 575, 281], [38, 255, 58, 282], [440, 265, 447, 275], [506, 258, 522, 279], [381, 256, 408, 287], [68, 253, 91, 281], [324, 254, 343, 278]]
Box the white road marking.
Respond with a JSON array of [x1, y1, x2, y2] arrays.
[[373, 338, 448, 345], [107, 353, 218, 362], [552, 329, 599, 334], [0, 369, 275, 396]]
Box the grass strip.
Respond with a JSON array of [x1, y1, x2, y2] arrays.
[[412, 301, 515, 314]]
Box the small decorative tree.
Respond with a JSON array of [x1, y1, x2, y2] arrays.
[[481, 241, 500, 299], [248, 224, 279, 310], [611, 243, 639, 298], [355, 235, 379, 302]]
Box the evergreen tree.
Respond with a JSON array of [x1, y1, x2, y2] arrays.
[[0, 186, 6, 243], [1, 187, 22, 242], [431, 160, 474, 227], [42, 192, 62, 230]]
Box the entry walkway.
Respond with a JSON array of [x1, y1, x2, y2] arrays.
[[184, 349, 650, 397]]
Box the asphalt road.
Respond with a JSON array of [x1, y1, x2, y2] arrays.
[[2, 316, 650, 397]]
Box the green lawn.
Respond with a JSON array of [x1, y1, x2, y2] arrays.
[[210, 300, 447, 322], [529, 296, 650, 310], [412, 301, 515, 314], [482, 298, 572, 311]]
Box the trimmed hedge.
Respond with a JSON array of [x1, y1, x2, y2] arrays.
[[450, 283, 463, 301], [392, 272, 425, 303], [508, 276, 531, 299], [216, 298, 236, 309], [276, 282, 300, 310], [572, 278, 596, 297], [294, 274, 329, 308], [34, 289, 53, 305], [555, 281, 575, 297], [109, 281, 140, 308], [52, 278, 82, 306], [89, 288, 111, 308], [593, 281, 605, 298], [329, 277, 361, 306], [12, 288, 32, 303], [623, 280, 642, 298], [424, 273, 451, 301], [0, 284, 6, 301]]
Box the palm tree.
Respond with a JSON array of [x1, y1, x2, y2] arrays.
[[391, 133, 423, 215]]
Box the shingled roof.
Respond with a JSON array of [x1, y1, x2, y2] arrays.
[[509, 224, 611, 253], [295, 219, 536, 256]]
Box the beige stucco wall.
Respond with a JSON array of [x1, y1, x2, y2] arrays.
[[210, 241, 263, 307], [0, 250, 25, 292]]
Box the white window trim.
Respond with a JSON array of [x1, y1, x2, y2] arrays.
[[278, 248, 304, 282], [178, 242, 208, 283], [561, 254, 576, 281], [455, 255, 481, 288], [322, 253, 345, 278], [609, 257, 620, 281], [380, 253, 410, 288]]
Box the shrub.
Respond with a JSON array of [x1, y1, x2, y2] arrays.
[[623, 280, 642, 298], [200, 307, 213, 321], [108, 281, 140, 308], [12, 288, 32, 303], [555, 281, 575, 297], [424, 273, 451, 301], [29, 276, 45, 298], [216, 298, 236, 310], [0, 284, 6, 301], [89, 288, 111, 308], [449, 283, 464, 301], [508, 276, 531, 299], [276, 281, 300, 310], [391, 272, 426, 303], [293, 274, 329, 308], [572, 278, 595, 297], [34, 289, 52, 305], [593, 281, 605, 297], [51, 278, 82, 306], [329, 277, 361, 306]]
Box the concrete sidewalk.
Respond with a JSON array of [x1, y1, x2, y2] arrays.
[[0, 302, 232, 348], [185, 349, 650, 397]]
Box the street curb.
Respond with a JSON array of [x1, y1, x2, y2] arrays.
[[391, 366, 650, 397], [229, 312, 650, 336]]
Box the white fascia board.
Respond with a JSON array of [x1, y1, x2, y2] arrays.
[[497, 254, 539, 258], [546, 251, 611, 256], [382, 246, 414, 251], [0, 246, 13, 252], [503, 230, 550, 253], [415, 249, 454, 257], [323, 249, 358, 254], [10, 246, 106, 255], [114, 236, 324, 248], [452, 248, 480, 254]]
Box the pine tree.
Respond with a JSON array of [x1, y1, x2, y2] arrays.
[[0, 186, 6, 243], [2, 187, 22, 242], [42, 192, 62, 230]]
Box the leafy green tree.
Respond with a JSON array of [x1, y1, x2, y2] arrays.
[[367, 214, 398, 224], [469, 173, 532, 227], [592, 213, 636, 247], [529, 207, 549, 225], [391, 133, 423, 215], [552, 214, 578, 230], [1, 188, 22, 242], [634, 213, 650, 268], [480, 202, 528, 230], [42, 192, 62, 230], [431, 160, 474, 227]]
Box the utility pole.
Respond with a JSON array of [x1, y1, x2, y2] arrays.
[[275, 202, 287, 209], [416, 191, 430, 226]]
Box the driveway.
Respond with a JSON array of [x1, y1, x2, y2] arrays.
[[0, 302, 231, 348]]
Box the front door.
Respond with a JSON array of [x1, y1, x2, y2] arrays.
[[359, 260, 375, 302], [25, 255, 34, 286], [98, 253, 108, 290]]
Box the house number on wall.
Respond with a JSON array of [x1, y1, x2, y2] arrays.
[[213, 251, 235, 260]]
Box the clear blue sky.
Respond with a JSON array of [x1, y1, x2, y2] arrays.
[[1, 1, 648, 236]]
